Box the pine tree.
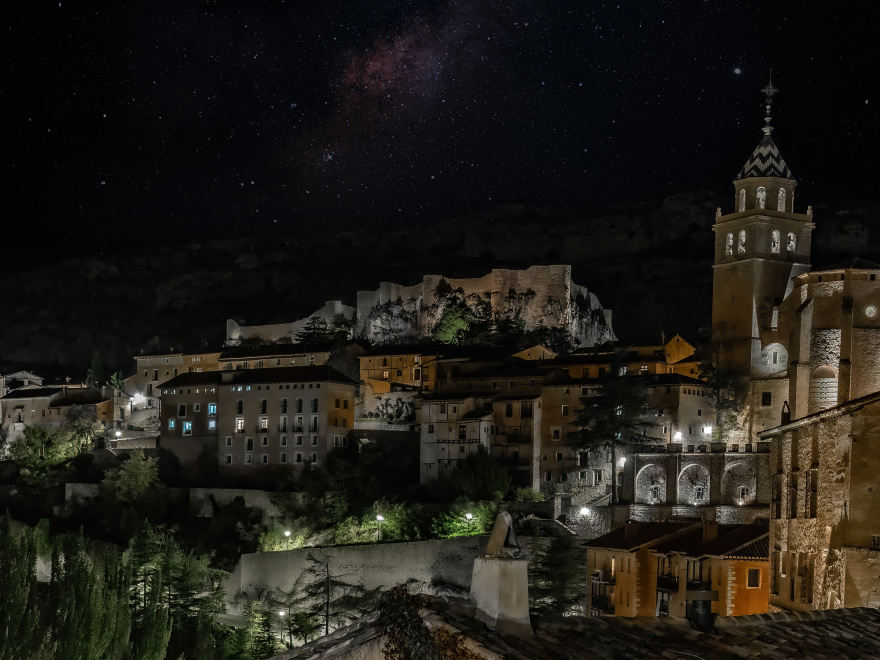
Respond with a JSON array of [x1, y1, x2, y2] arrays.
[[299, 554, 380, 637], [528, 533, 586, 617], [0, 514, 45, 660], [567, 372, 657, 502]]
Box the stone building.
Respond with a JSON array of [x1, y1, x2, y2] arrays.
[[759, 391, 880, 610], [709, 81, 880, 610], [158, 365, 357, 487], [0, 384, 131, 446], [125, 349, 221, 410]]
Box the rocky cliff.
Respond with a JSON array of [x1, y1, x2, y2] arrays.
[[1, 191, 875, 376]]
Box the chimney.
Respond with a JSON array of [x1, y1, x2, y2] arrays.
[[624, 521, 642, 539], [703, 520, 718, 543], [469, 512, 533, 638]]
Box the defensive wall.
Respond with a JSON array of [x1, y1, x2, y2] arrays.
[[225, 536, 488, 612]]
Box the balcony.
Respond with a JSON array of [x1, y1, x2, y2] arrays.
[[656, 574, 679, 591], [233, 428, 245, 434], [278, 425, 288, 433], [255, 425, 269, 433], [685, 580, 718, 601], [593, 571, 615, 585], [590, 595, 615, 615]]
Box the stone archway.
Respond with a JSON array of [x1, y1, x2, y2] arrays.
[[678, 463, 710, 505], [636, 464, 667, 504], [721, 461, 757, 505]]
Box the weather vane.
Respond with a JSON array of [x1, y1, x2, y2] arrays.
[[761, 70, 778, 135]]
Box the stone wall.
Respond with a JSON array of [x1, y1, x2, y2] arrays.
[[226, 300, 355, 345], [189, 487, 292, 518], [353, 265, 615, 346], [225, 536, 488, 613]]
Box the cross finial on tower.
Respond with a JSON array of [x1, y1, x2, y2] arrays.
[[761, 71, 778, 135]]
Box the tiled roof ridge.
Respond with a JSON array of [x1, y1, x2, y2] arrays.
[[736, 134, 795, 180]]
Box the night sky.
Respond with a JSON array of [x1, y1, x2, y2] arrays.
[[6, 1, 878, 251]]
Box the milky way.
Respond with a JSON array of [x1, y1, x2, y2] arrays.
[[5, 0, 878, 247]]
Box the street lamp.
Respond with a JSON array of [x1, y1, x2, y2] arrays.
[[464, 512, 473, 535], [278, 611, 286, 644], [376, 515, 385, 542], [579, 507, 590, 516], [284, 530, 291, 550]]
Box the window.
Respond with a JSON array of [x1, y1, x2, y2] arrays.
[[592, 469, 603, 486], [505, 403, 513, 417], [310, 452, 318, 463], [335, 398, 340, 408], [261, 436, 268, 446], [458, 425, 466, 440], [208, 420, 216, 430], [311, 435, 318, 446], [738, 486, 750, 503], [281, 398, 288, 413], [245, 453, 252, 465], [544, 471, 552, 482], [343, 400, 349, 409], [440, 404, 446, 414], [280, 435, 287, 446], [280, 452, 287, 463], [787, 232, 796, 253], [295, 436, 303, 446], [552, 428, 561, 440], [739, 188, 746, 211], [168, 420, 176, 430], [208, 403, 217, 416], [236, 400, 243, 415], [225, 455, 232, 464], [235, 418, 245, 432], [193, 403, 201, 413], [259, 417, 268, 431], [756, 186, 766, 209], [761, 391, 772, 407], [246, 438, 254, 451], [561, 405, 569, 416], [556, 452, 563, 461], [694, 486, 704, 502], [747, 569, 761, 588], [178, 404, 186, 417], [771, 229, 780, 254], [225, 437, 232, 446], [738, 230, 746, 254], [261, 454, 268, 464], [428, 424, 434, 433], [382, 370, 389, 379], [725, 233, 734, 255], [295, 453, 303, 463], [778, 187, 786, 211]]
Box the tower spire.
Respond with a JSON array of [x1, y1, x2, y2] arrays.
[[761, 71, 778, 135]]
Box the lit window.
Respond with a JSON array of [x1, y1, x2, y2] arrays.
[[208, 403, 217, 416], [208, 420, 216, 430], [168, 419, 176, 430]]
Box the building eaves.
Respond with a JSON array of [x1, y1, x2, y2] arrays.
[[587, 522, 698, 552], [162, 366, 358, 389], [0, 386, 63, 400], [759, 389, 880, 438], [219, 343, 330, 359]]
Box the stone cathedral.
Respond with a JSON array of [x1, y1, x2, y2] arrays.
[[712, 80, 880, 610]]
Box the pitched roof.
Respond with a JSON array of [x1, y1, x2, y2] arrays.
[[0, 386, 63, 400], [161, 365, 357, 389], [735, 133, 795, 180], [586, 522, 697, 551], [272, 598, 880, 660], [814, 257, 880, 272], [650, 523, 769, 559], [219, 343, 330, 359]]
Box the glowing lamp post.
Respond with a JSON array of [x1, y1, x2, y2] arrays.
[[284, 530, 291, 550], [464, 512, 473, 535], [376, 515, 385, 542], [579, 507, 590, 516]]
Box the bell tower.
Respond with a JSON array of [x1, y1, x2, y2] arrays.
[[711, 79, 815, 437]]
